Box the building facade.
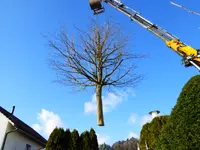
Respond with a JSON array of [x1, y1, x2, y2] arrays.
[[0, 106, 47, 150]]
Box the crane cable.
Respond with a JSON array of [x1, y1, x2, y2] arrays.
[[170, 1, 200, 16]]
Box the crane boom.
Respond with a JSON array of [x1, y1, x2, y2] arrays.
[[89, 0, 200, 71], [105, 0, 178, 42]]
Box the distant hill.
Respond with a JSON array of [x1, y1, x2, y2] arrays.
[[112, 137, 139, 150], [99, 137, 139, 150]]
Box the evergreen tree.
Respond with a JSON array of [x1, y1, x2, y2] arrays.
[[46, 127, 65, 150], [140, 123, 150, 150], [139, 116, 168, 150], [64, 128, 72, 150], [99, 143, 112, 150], [89, 128, 98, 150], [71, 129, 80, 150], [80, 131, 91, 150], [156, 75, 200, 150], [148, 116, 168, 149]]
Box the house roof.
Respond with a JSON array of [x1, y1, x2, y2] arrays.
[[0, 106, 47, 146]]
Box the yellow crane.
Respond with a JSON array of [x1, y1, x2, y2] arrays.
[[89, 0, 200, 71]]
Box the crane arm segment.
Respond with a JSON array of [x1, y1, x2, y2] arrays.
[[89, 0, 200, 71], [104, 0, 178, 42]]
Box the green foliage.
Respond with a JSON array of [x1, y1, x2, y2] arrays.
[[46, 128, 99, 150], [140, 123, 150, 150], [64, 129, 72, 150], [89, 128, 98, 150], [156, 75, 200, 150], [80, 131, 91, 150], [149, 116, 168, 149], [71, 129, 80, 150], [139, 116, 168, 150], [46, 127, 66, 150], [99, 143, 112, 150]]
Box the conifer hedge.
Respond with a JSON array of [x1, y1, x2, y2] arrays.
[[156, 75, 200, 150], [140, 116, 168, 150]]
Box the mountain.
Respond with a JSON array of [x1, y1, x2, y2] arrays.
[[111, 137, 139, 150]]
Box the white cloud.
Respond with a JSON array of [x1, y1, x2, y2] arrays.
[[97, 133, 110, 145], [141, 115, 153, 126], [84, 89, 134, 114], [84, 94, 97, 114], [32, 109, 64, 137], [128, 113, 137, 125], [126, 88, 136, 97], [127, 132, 139, 139], [32, 124, 41, 132]]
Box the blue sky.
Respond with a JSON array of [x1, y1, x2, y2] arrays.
[[0, 0, 200, 145]]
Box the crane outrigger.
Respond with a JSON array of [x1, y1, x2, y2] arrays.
[[89, 0, 200, 71]]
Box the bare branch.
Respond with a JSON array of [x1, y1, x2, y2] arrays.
[[47, 19, 145, 126]]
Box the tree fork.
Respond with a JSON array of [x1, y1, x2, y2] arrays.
[[96, 84, 104, 126]]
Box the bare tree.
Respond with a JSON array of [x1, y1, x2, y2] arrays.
[[47, 19, 144, 126]]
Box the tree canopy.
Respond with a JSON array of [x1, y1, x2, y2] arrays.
[[46, 127, 99, 150], [140, 116, 168, 150], [71, 129, 80, 150], [156, 75, 200, 150], [46, 127, 66, 150], [80, 131, 91, 150], [48, 19, 144, 126], [89, 128, 98, 150]]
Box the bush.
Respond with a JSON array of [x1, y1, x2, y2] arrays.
[[140, 116, 168, 150], [140, 123, 150, 150], [156, 75, 200, 150], [149, 116, 168, 149]]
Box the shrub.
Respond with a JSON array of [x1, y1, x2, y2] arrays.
[[156, 75, 200, 150], [140, 116, 168, 150]]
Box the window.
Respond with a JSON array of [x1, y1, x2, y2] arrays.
[[26, 144, 31, 150]]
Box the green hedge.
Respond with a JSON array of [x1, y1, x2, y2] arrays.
[[156, 75, 200, 150], [140, 116, 168, 150], [46, 127, 98, 150]]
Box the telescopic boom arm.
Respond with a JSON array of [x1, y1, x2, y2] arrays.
[[89, 0, 200, 71]]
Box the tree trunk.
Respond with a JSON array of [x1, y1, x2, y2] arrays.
[[96, 84, 104, 126]]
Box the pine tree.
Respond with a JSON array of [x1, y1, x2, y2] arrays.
[[89, 128, 98, 150], [46, 127, 65, 150], [63, 129, 72, 150], [80, 131, 91, 150], [71, 129, 80, 150]]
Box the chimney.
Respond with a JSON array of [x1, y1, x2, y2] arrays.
[[149, 110, 160, 119], [11, 106, 15, 115]]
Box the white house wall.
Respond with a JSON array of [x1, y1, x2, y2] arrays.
[[0, 112, 9, 149], [3, 123, 44, 150]]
